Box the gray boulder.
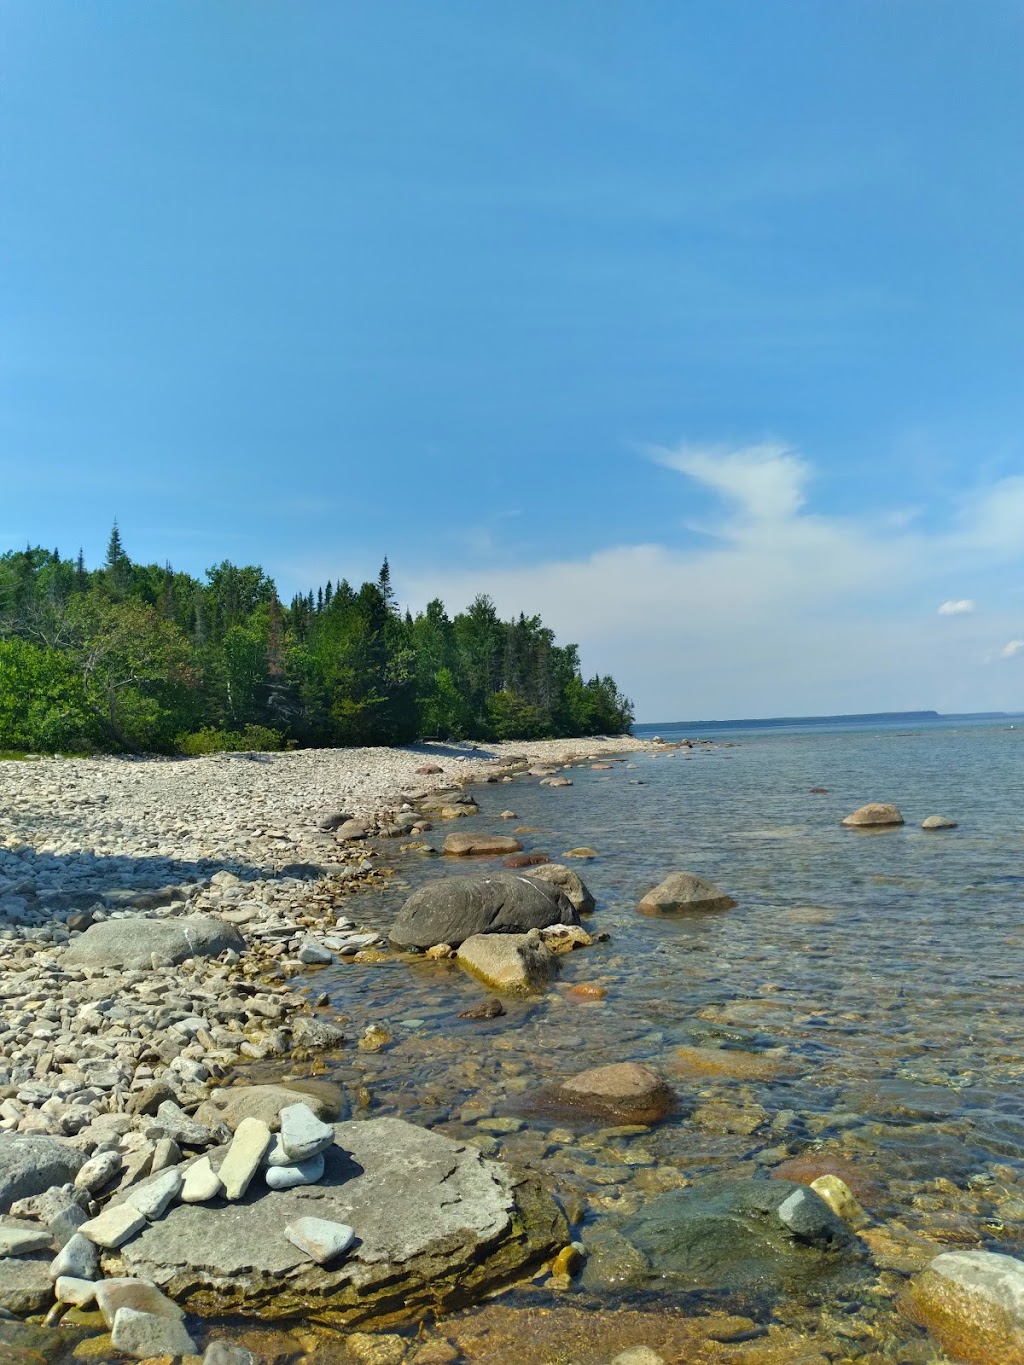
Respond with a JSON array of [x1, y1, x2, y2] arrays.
[[637, 872, 735, 915], [0, 1134, 85, 1213], [105, 1116, 565, 1325], [621, 1178, 860, 1295], [65, 914, 245, 970], [0, 1255, 53, 1314], [390, 874, 579, 950], [524, 863, 595, 914]]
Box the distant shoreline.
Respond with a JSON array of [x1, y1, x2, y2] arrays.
[[635, 709, 1019, 732]]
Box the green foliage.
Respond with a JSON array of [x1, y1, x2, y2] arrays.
[[0, 534, 633, 753]]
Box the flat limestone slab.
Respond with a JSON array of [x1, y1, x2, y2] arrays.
[[104, 1116, 565, 1327]]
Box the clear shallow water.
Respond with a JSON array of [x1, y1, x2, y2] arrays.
[[269, 719, 1024, 1342]]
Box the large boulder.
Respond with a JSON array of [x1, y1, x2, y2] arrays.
[[0, 1134, 85, 1213], [637, 873, 735, 916], [457, 931, 556, 994], [389, 875, 578, 950], [556, 1063, 675, 1123], [621, 1179, 860, 1296], [523, 864, 595, 914], [416, 792, 478, 814], [443, 833, 523, 857], [903, 1250, 1024, 1364], [194, 1084, 344, 1133], [104, 1117, 565, 1325], [65, 914, 245, 970], [841, 803, 904, 828]]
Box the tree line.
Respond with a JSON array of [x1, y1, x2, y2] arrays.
[[0, 528, 633, 754]]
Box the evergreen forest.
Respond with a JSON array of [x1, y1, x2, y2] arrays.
[[0, 528, 634, 755]]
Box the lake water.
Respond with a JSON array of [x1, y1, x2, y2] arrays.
[[265, 715, 1024, 1355]]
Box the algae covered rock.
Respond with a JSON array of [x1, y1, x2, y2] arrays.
[[904, 1249, 1024, 1364], [103, 1117, 565, 1326], [457, 930, 557, 994]]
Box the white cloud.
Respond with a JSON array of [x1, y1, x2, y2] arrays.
[[1001, 640, 1024, 659], [399, 440, 1024, 718]]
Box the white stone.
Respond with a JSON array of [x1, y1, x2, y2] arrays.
[[55, 1275, 98, 1307], [264, 1153, 325, 1190], [219, 1116, 271, 1199], [128, 1165, 183, 1220], [181, 1155, 222, 1203], [74, 1148, 122, 1193], [284, 1215, 355, 1265], [279, 1103, 335, 1162], [79, 1201, 146, 1248]]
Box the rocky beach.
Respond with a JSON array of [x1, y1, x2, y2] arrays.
[[2, 729, 1024, 1364]]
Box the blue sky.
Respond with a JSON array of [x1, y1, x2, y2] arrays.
[[4, 2, 1024, 719]]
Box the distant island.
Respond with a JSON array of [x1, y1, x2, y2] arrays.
[[635, 710, 1011, 732], [0, 529, 633, 754]]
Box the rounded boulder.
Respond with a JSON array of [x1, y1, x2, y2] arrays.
[[389, 874, 579, 950]]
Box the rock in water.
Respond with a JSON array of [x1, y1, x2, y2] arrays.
[[390, 874, 579, 950], [219, 1117, 272, 1200], [841, 802, 904, 827], [111, 1306, 198, 1359], [108, 1116, 566, 1325], [922, 814, 958, 830], [64, 913, 245, 969], [637, 873, 735, 915], [622, 1178, 859, 1296], [457, 931, 556, 994], [95, 1277, 185, 1327], [557, 1063, 675, 1123], [0, 1134, 85, 1213], [524, 863, 596, 913], [285, 1216, 355, 1265], [442, 833, 523, 857], [904, 1249, 1024, 1364], [279, 1103, 336, 1163]]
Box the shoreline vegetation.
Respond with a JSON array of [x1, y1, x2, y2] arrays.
[[0, 528, 633, 757]]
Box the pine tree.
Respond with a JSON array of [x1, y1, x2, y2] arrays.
[[378, 557, 396, 612], [105, 522, 127, 571]]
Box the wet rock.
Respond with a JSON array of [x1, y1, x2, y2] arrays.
[[503, 852, 551, 868], [922, 814, 958, 829], [904, 1249, 1024, 1364], [539, 923, 593, 954], [64, 914, 245, 969], [563, 847, 597, 859], [667, 1045, 798, 1082], [298, 940, 333, 965], [443, 833, 523, 857], [557, 1063, 675, 1124], [611, 1350, 664, 1365], [566, 983, 607, 1001], [809, 1175, 869, 1230], [458, 999, 506, 1020], [638, 872, 735, 915], [110, 1305, 198, 1359], [0, 1135, 85, 1213], [621, 1178, 858, 1295], [771, 1155, 879, 1206], [390, 874, 578, 950], [524, 863, 596, 914], [457, 931, 557, 994], [841, 802, 904, 827], [203, 1343, 258, 1365], [107, 1116, 567, 1324]]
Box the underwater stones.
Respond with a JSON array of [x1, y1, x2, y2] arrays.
[[904, 1250, 1024, 1364], [457, 930, 557, 994], [442, 833, 523, 857], [390, 873, 578, 950], [106, 1116, 566, 1325], [809, 1174, 869, 1230], [666, 1045, 798, 1082], [841, 802, 904, 828], [621, 1178, 858, 1295], [637, 872, 735, 915], [557, 1063, 675, 1124]]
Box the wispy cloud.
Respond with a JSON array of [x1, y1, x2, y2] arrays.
[[1000, 640, 1024, 659], [938, 599, 976, 615]]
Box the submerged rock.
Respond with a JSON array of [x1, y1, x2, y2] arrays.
[[556, 1063, 675, 1124], [841, 802, 904, 828], [922, 814, 958, 830], [904, 1249, 1024, 1364], [389, 874, 578, 950], [103, 1117, 566, 1325], [64, 914, 245, 970], [442, 833, 523, 857], [622, 1178, 860, 1296], [637, 872, 735, 916]]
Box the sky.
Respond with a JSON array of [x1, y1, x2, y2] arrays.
[[4, 1, 1024, 721]]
